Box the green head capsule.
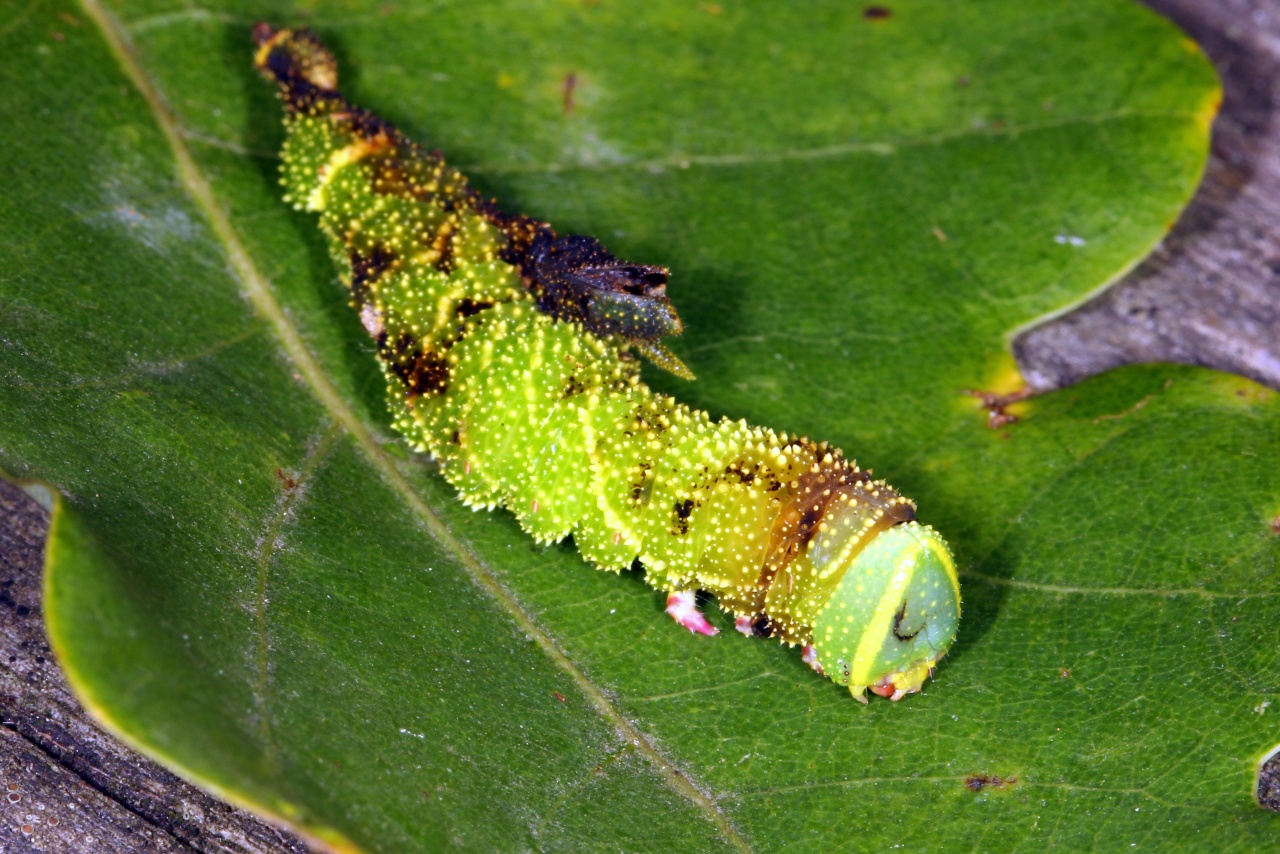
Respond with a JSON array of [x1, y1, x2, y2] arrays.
[[810, 523, 959, 702]]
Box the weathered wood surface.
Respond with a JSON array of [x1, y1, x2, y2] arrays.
[[1015, 0, 1280, 393], [0, 480, 311, 853], [0, 2, 1277, 851]]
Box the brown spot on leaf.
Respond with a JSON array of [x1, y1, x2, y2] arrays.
[[964, 387, 1034, 429], [562, 72, 577, 114], [552, 691, 567, 702], [863, 5, 892, 19], [275, 468, 297, 490], [1270, 515, 1280, 535], [965, 774, 1016, 792]]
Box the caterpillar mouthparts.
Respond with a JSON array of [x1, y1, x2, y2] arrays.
[[254, 23, 960, 702]]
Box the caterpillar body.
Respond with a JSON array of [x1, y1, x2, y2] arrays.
[[254, 26, 960, 702]]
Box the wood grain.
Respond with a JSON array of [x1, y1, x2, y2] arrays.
[[0, 480, 309, 853], [1015, 0, 1280, 393]]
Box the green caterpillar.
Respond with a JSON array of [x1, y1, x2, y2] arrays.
[[254, 25, 960, 702]]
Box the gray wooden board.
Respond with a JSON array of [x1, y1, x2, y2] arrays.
[[1014, 0, 1280, 393], [0, 480, 309, 853]]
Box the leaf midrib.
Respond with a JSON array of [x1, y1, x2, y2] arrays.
[[76, 1, 751, 850]]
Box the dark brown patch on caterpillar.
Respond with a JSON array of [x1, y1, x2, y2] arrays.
[[369, 153, 447, 202], [253, 24, 342, 115], [342, 108, 395, 143], [722, 462, 759, 486], [562, 375, 587, 399], [772, 460, 870, 554], [347, 244, 397, 303], [751, 615, 774, 638], [381, 332, 451, 397], [755, 456, 911, 609], [470, 196, 548, 274], [256, 31, 399, 199], [672, 499, 694, 535], [391, 350, 451, 398], [631, 462, 654, 505], [455, 298, 494, 319]]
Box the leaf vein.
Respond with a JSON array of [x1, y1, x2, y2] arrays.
[[80, 1, 750, 848]]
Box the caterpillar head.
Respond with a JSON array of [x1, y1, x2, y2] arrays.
[[811, 522, 959, 702]]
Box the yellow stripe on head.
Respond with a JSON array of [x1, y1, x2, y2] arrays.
[[849, 540, 922, 689]]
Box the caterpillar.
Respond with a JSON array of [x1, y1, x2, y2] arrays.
[[253, 25, 960, 702]]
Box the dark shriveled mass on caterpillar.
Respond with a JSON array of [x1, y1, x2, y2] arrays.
[[253, 25, 960, 702]]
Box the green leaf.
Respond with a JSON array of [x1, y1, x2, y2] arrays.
[[4, 0, 1275, 850]]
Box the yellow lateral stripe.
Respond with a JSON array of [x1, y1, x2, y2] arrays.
[[849, 540, 922, 688], [936, 532, 961, 603], [306, 139, 384, 211]]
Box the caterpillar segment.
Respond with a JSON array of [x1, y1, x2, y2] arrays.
[[254, 25, 961, 702]]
